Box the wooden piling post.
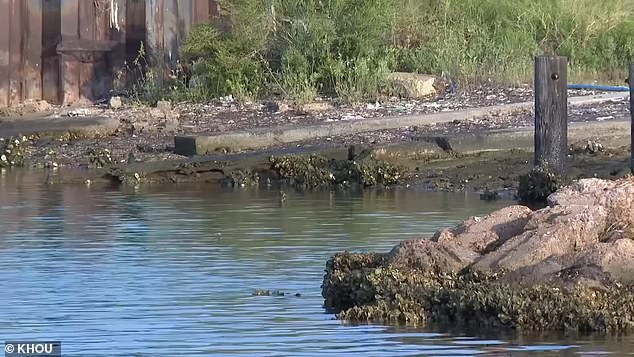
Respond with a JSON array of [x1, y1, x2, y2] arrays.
[[630, 63, 634, 174], [534, 56, 568, 174]]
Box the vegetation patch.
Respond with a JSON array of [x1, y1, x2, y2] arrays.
[[135, 0, 634, 104]]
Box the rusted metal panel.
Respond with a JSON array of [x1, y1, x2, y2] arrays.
[[193, 0, 210, 24], [60, 0, 80, 104], [9, 0, 23, 106], [126, 0, 145, 44], [0, 0, 221, 107], [210, 0, 219, 17], [125, 0, 145, 67], [90, 0, 112, 100], [192, 0, 218, 23], [178, 0, 193, 40], [41, 0, 61, 104], [111, 0, 127, 92], [123, 0, 145, 91], [146, 0, 165, 68], [78, 0, 95, 101], [163, 0, 179, 66], [24, 0, 43, 101], [0, 0, 10, 107]]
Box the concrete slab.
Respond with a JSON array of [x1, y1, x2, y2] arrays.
[[174, 92, 629, 156], [416, 119, 631, 154], [0, 115, 119, 138]]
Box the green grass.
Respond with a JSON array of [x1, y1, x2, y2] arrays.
[[141, 0, 634, 104]]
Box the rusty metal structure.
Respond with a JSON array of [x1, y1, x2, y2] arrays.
[[0, 0, 219, 107]]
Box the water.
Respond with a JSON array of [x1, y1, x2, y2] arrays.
[[1, 170, 633, 356]]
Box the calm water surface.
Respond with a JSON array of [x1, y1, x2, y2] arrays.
[[1, 170, 633, 356]]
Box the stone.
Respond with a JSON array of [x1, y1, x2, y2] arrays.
[[471, 204, 608, 274], [388, 205, 533, 273], [386, 72, 440, 99], [159, 117, 180, 133], [149, 108, 166, 120], [156, 100, 172, 113], [263, 100, 291, 113], [148, 103, 179, 122], [296, 102, 332, 115], [30, 99, 52, 113], [322, 177, 634, 332], [109, 96, 123, 109], [132, 121, 150, 133]]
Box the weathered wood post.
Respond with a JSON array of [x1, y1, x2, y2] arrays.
[[630, 64, 634, 174], [534, 55, 568, 174]]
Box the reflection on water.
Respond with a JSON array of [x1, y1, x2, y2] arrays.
[[1, 169, 633, 356]]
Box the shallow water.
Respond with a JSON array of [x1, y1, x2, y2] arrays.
[[1, 170, 633, 356]]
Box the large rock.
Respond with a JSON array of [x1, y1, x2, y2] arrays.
[[386, 72, 440, 99], [322, 177, 634, 333], [471, 204, 608, 274], [388, 205, 532, 272]]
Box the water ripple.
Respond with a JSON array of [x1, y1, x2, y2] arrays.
[[0, 177, 633, 356]]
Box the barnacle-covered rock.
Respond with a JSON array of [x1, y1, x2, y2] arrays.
[[517, 165, 564, 204], [479, 188, 499, 201], [323, 177, 634, 333], [0, 135, 31, 168], [269, 153, 406, 189], [88, 148, 115, 168], [224, 169, 260, 187]]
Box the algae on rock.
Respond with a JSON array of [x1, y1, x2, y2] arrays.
[[269, 153, 406, 189], [322, 177, 634, 333], [517, 165, 564, 204]]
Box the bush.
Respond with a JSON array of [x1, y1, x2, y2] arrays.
[[175, 0, 634, 103]]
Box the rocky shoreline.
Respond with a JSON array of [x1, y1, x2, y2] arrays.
[[322, 177, 634, 333], [0, 84, 630, 198]]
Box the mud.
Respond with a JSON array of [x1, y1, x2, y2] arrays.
[[408, 145, 631, 196]]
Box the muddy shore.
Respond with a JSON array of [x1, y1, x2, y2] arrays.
[[0, 84, 630, 196]]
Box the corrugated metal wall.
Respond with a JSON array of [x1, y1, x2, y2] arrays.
[[0, 0, 43, 108], [0, 0, 219, 107]]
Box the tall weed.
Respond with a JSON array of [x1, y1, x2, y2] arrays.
[[173, 0, 634, 102]]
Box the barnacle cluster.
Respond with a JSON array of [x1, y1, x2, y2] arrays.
[[0, 135, 30, 168], [223, 169, 260, 187], [322, 252, 634, 333], [269, 153, 406, 189], [43, 149, 59, 168], [88, 148, 115, 168], [517, 165, 563, 204]]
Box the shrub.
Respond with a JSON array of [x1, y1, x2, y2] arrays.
[[174, 0, 634, 103]]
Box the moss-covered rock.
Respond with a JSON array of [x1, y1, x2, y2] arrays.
[[269, 153, 406, 189], [323, 177, 634, 333], [323, 252, 634, 332], [517, 165, 564, 204]]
